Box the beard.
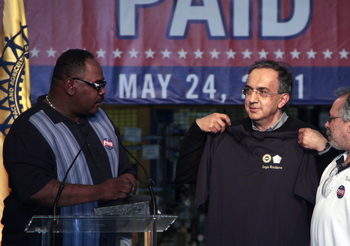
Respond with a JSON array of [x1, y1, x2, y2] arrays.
[[328, 133, 346, 151]]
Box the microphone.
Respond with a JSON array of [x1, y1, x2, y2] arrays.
[[49, 133, 87, 246], [117, 138, 159, 246], [52, 133, 88, 219], [116, 133, 158, 215]]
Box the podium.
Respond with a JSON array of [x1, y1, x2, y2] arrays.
[[25, 215, 177, 246]]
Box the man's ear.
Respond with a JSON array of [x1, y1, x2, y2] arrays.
[[64, 78, 75, 96], [346, 120, 350, 134], [278, 93, 290, 109]]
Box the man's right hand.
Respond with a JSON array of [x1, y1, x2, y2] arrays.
[[298, 128, 328, 152], [196, 113, 231, 133], [99, 176, 135, 201]]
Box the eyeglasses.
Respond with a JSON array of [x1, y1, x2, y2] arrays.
[[321, 165, 338, 198], [327, 115, 341, 123], [242, 87, 282, 98], [72, 78, 107, 92]]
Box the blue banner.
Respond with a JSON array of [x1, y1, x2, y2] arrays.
[[31, 66, 350, 105], [17, 0, 350, 105]]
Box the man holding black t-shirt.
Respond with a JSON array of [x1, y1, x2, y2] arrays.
[[176, 60, 338, 246]]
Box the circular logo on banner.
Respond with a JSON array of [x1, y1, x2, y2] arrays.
[[0, 24, 31, 136], [262, 154, 271, 163], [337, 185, 345, 199]]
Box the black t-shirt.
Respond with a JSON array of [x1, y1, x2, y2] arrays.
[[195, 118, 319, 246]]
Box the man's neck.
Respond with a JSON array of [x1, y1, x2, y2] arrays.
[[252, 112, 288, 132]]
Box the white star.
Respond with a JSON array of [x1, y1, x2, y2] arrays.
[[96, 48, 106, 58], [129, 48, 139, 58], [274, 49, 284, 59], [46, 48, 57, 58], [161, 49, 171, 59], [258, 49, 268, 59], [177, 49, 188, 59], [306, 49, 317, 59], [226, 49, 236, 59], [290, 49, 301, 59], [339, 49, 349, 59], [194, 49, 204, 59], [210, 49, 220, 59], [145, 48, 155, 58], [322, 49, 333, 59], [242, 49, 252, 59], [30, 47, 40, 57], [113, 48, 123, 58]]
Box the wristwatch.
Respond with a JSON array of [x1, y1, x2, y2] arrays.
[[321, 142, 331, 152]]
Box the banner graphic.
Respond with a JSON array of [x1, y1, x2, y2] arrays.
[[0, 0, 32, 240], [22, 0, 350, 104]]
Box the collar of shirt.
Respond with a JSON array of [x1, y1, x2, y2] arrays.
[[336, 152, 350, 174], [39, 95, 90, 126], [252, 112, 289, 132]]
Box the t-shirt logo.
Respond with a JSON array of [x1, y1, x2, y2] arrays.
[[262, 154, 283, 170], [272, 155, 282, 164], [262, 154, 282, 164], [102, 138, 114, 150], [262, 154, 271, 163]]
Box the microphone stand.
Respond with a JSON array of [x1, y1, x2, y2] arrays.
[[119, 144, 158, 215], [119, 140, 159, 246], [52, 147, 84, 220], [50, 135, 86, 246]]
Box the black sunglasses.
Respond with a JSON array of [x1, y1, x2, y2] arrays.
[[72, 78, 107, 92]]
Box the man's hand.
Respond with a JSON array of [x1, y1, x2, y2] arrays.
[[99, 174, 136, 201], [196, 113, 231, 133], [29, 173, 137, 207], [298, 128, 328, 152]]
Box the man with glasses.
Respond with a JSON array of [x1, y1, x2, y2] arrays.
[[311, 87, 350, 246], [175, 60, 324, 245], [1, 49, 137, 246]]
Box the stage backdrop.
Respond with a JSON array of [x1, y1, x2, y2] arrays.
[[19, 0, 350, 104]]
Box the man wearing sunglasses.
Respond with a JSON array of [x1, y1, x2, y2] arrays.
[[175, 60, 329, 246], [2, 49, 137, 246], [311, 87, 350, 246]]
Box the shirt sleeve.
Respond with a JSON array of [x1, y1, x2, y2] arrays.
[[174, 121, 208, 184], [3, 123, 55, 202], [294, 147, 320, 204]]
